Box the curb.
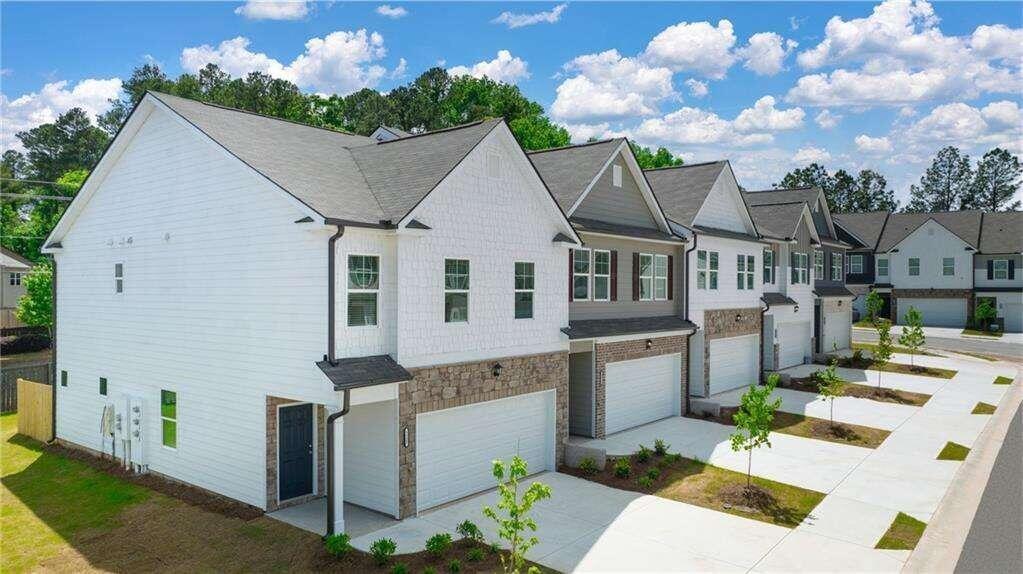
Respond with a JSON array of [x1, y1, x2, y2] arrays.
[[902, 362, 1023, 572]]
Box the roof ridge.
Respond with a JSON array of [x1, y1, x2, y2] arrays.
[[374, 118, 497, 144], [746, 186, 816, 193], [644, 160, 724, 172], [527, 138, 621, 155], [147, 90, 368, 140]]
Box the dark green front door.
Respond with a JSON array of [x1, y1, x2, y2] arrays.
[[279, 403, 313, 501]]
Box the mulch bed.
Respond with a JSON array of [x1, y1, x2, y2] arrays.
[[718, 484, 774, 512], [827, 356, 956, 379], [313, 538, 555, 573], [782, 376, 931, 406]]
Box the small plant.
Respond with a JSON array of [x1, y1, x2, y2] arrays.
[[426, 532, 453, 557], [636, 445, 652, 463], [578, 456, 598, 476], [448, 558, 462, 573], [975, 299, 996, 332], [423, 568, 437, 574], [653, 438, 670, 456], [483, 456, 552, 574], [324, 532, 353, 557], [370, 538, 397, 566], [645, 467, 660, 480], [816, 359, 847, 426], [466, 547, 485, 562], [637, 476, 654, 488], [456, 520, 484, 543], [391, 564, 408, 574], [730, 374, 782, 500], [852, 349, 864, 363], [874, 321, 894, 392], [866, 290, 883, 324], [613, 457, 632, 478], [898, 306, 926, 366]]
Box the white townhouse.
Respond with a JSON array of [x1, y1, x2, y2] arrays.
[[646, 162, 766, 397], [975, 211, 1023, 333], [43, 92, 581, 535]]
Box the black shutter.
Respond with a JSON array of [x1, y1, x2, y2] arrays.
[[987, 259, 994, 280], [667, 255, 674, 300], [568, 249, 574, 302], [632, 253, 640, 301], [1010, 259, 1017, 280], [610, 250, 618, 301]]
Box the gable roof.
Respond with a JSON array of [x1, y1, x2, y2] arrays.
[[379, 125, 411, 138], [0, 247, 34, 269], [833, 212, 890, 250], [745, 201, 809, 241], [876, 211, 982, 252], [979, 211, 1023, 254], [745, 187, 837, 240], [527, 139, 622, 211], [644, 161, 728, 227]]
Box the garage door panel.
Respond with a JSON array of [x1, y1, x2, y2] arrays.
[[824, 310, 851, 352], [605, 354, 680, 435], [709, 335, 759, 395], [416, 391, 553, 512], [777, 322, 811, 369], [899, 298, 966, 328]]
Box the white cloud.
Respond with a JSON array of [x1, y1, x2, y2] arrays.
[[789, 16, 807, 31], [234, 1, 309, 21], [492, 3, 567, 29], [550, 50, 675, 122], [448, 50, 530, 84], [737, 32, 798, 76], [642, 20, 737, 79], [814, 109, 841, 129], [685, 78, 708, 98], [970, 24, 1023, 61], [854, 134, 893, 153], [733, 96, 805, 132], [1, 77, 122, 150], [180, 31, 392, 95], [904, 101, 1022, 151], [375, 5, 407, 19], [390, 57, 408, 79], [792, 146, 831, 164], [562, 122, 611, 143]]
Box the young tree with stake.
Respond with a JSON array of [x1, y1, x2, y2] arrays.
[[483, 456, 551, 574], [873, 321, 894, 393], [897, 307, 925, 367], [865, 291, 883, 325], [817, 359, 847, 428], [730, 375, 782, 500]]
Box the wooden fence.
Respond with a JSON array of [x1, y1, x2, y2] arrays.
[[1, 361, 51, 413], [16, 378, 52, 442]]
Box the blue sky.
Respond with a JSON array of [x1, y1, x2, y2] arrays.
[[2, 1, 1021, 203]]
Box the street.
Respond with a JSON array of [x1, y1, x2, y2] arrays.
[[853, 329, 1023, 361]]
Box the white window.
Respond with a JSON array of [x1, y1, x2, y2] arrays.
[[347, 255, 379, 327], [908, 257, 920, 276], [877, 257, 889, 277], [612, 164, 623, 187], [942, 257, 955, 276], [696, 250, 718, 290], [114, 263, 123, 293], [514, 262, 534, 319], [737, 254, 755, 290], [850, 254, 864, 274], [831, 253, 843, 281], [593, 250, 610, 301], [572, 249, 590, 300], [8, 272, 22, 286], [763, 249, 774, 284], [639, 254, 653, 300], [792, 252, 809, 285], [654, 254, 668, 300], [993, 259, 1009, 280], [161, 390, 177, 449], [444, 258, 469, 322], [814, 250, 824, 280]]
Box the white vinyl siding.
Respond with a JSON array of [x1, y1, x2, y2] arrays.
[[343, 400, 398, 517]]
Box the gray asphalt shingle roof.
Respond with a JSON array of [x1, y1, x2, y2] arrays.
[[316, 355, 412, 390], [744, 187, 835, 240], [745, 200, 806, 240], [979, 211, 1023, 254], [527, 139, 622, 211], [876, 211, 982, 252], [644, 161, 727, 227], [562, 316, 696, 339], [0, 247, 33, 269], [570, 217, 680, 242], [833, 212, 890, 250], [151, 92, 502, 226]]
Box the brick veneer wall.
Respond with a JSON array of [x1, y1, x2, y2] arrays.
[[266, 397, 326, 511], [592, 335, 688, 439], [397, 350, 568, 519], [702, 307, 762, 396], [892, 289, 974, 324]]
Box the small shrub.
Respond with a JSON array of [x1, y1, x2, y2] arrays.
[[391, 564, 408, 574], [653, 438, 670, 456], [425, 532, 453, 557], [489, 542, 500, 555], [636, 445, 652, 463], [613, 457, 631, 478], [456, 519, 484, 543], [637, 476, 654, 488], [466, 547, 485, 562], [852, 349, 864, 362], [324, 532, 352, 557], [448, 559, 462, 573], [645, 467, 660, 480], [578, 456, 599, 475], [423, 568, 437, 574], [666, 453, 683, 464], [370, 538, 397, 566]]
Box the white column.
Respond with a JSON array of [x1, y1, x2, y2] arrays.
[[331, 415, 345, 535]]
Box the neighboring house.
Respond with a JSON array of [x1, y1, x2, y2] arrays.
[[42, 92, 580, 534], [974, 211, 1022, 332], [646, 162, 766, 397], [369, 125, 412, 142], [1, 246, 33, 329], [529, 139, 695, 439], [833, 212, 890, 320]]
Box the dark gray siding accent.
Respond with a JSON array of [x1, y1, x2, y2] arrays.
[[569, 235, 683, 320], [572, 152, 658, 229], [845, 250, 876, 285], [974, 254, 1023, 270], [568, 351, 594, 436], [815, 245, 847, 289]]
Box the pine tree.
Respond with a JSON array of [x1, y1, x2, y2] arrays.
[[906, 147, 973, 212], [968, 148, 1022, 212]]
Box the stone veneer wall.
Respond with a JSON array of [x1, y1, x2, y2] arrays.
[[892, 289, 974, 325], [702, 307, 762, 396], [592, 335, 688, 439], [397, 351, 568, 519], [265, 397, 326, 511]]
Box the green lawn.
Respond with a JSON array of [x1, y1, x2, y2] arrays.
[[851, 342, 939, 357], [854, 318, 891, 328], [875, 512, 927, 550], [767, 411, 890, 449], [994, 376, 1014, 385], [828, 355, 957, 379], [972, 402, 997, 415], [937, 442, 970, 461], [961, 329, 1002, 338]]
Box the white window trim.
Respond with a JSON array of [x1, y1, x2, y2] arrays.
[[792, 252, 809, 285], [762, 249, 774, 285], [9, 272, 22, 286], [737, 254, 755, 290], [877, 257, 889, 277], [612, 164, 623, 187], [573, 248, 591, 301], [114, 262, 124, 294], [814, 250, 824, 280], [346, 253, 380, 328], [908, 257, 920, 276], [942, 257, 955, 276], [654, 253, 668, 300], [993, 259, 1009, 280], [160, 389, 177, 451], [831, 253, 843, 281], [850, 254, 863, 274], [444, 257, 470, 323], [592, 250, 611, 302], [696, 249, 719, 291], [514, 261, 535, 319]]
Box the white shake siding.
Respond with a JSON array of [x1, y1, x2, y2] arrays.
[[54, 108, 334, 508], [886, 220, 973, 290], [688, 235, 764, 329], [693, 169, 748, 233], [335, 229, 398, 358], [396, 128, 569, 368]]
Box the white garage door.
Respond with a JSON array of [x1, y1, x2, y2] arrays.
[[777, 322, 811, 369], [416, 390, 554, 512], [605, 354, 680, 435], [1004, 303, 1023, 333], [824, 310, 852, 352], [900, 298, 966, 327], [708, 335, 759, 395]]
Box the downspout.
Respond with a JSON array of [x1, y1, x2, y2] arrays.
[[760, 297, 771, 384], [683, 232, 698, 413], [324, 224, 348, 538], [49, 255, 57, 443]]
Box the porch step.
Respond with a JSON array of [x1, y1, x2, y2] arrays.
[[690, 397, 722, 418]]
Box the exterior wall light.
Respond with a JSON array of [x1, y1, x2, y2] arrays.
[[794, 304, 799, 313], [646, 339, 653, 349], [735, 313, 742, 322], [402, 426, 409, 448], [492, 363, 503, 377]]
